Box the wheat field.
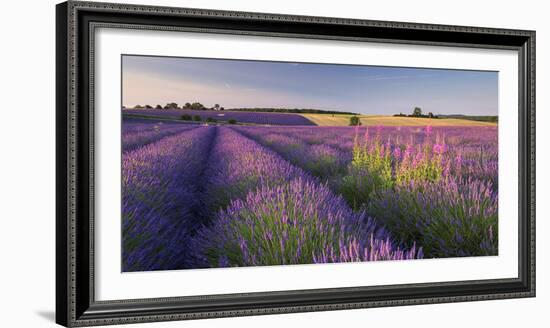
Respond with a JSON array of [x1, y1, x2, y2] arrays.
[[301, 114, 497, 126]]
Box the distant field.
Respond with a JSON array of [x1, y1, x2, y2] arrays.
[[123, 109, 315, 126], [301, 114, 497, 127]]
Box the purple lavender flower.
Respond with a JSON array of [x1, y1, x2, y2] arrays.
[[122, 126, 217, 271], [194, 178, 421, 267]]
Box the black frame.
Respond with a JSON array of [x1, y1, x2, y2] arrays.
[[56, 1, 536, 326]]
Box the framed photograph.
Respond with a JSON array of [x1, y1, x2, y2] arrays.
[[56, 1, 535, 326]]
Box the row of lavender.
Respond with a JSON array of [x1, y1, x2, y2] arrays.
[[122, 127, 217, 271], [123, 109, 316, 126], [192, 128, 419, 267], [122, 124, 421, 271], [233, 125, 498, 258], [122, 122, 497, 271], [239, 125, 498, 187], [122, 119, 197, 153]]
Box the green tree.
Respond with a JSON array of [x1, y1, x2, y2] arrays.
[[164, 102, 179, 109], [349, 116, 361, 126], [228, 119, 237, 124], [193, 115, 201, 121], [413, 107, 422, 117], [155, 104, 162, 109], [191, 102, 205, 110]]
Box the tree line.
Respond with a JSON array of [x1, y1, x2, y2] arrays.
[[438, 114, 498, 123], [393, 107, 438, 118], [228, 108, 358, 115], [126, 102, 224, 111], [124, 104, 357, 115], [348, 107, 439, 126]]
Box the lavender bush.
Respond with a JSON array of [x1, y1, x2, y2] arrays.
[[194, 178, 421, 267], [235, 127, 350, 180], [202, 127, 306, 213], [368, 177, 498, 257], [122, 126, 216, 271], [122, 124, 195, 152]]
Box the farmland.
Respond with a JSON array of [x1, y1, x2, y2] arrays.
[[301, 114, 498, 127], [123, 109, 497, 127], [122, 117, 498, 271], [123, 109, 315, 126]]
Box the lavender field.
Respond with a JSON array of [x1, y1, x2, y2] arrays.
[[123, 109, 316, 126], [122, 119, 498, 271]]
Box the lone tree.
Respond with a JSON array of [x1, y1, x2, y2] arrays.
[[428, 112, 434, 118], [412, 107, 423, 117], [190, 102, 205, 110], [214, 104, 220, 110], [349, 116, 361, 126], [155, 104, 162, 109], [164, 102, 179, 109]]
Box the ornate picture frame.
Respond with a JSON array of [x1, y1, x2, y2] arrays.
[[56, 1, 535, 326]]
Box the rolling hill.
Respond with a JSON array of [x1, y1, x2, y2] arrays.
[[301, 114, 498, 127]]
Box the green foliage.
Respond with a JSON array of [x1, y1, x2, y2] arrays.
[[190, 102, 205, 110], [412, 107, 422, 116], [229, 107, 358, 115], [206, 117, 217, 123], [438, 115, 498, 123], [180, 114, 192, 121], [394, 145, 444, 185], [339, 130, 445, 211], [164, 102, 179, 109], [349, 116, 361, 126], [339, 134, 391, 209], [228, 119, 237, 124], [193, 115, 201, 121]]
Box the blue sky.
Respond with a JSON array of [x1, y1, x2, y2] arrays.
[[122, 55, 498, 116]]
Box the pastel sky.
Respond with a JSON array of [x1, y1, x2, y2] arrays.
[[122, 55, 498, 116]]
